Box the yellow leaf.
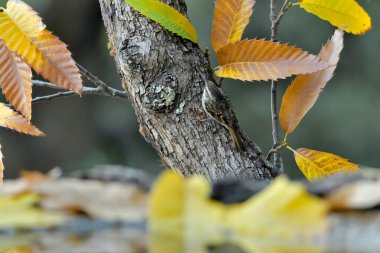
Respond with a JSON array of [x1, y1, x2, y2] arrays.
[[149, 170, 224, 237], [31, 30, 82, 93], [0, 40, 32, 120], [225, 176, 328, 238], [0, 103, 44, 136], [293, 148, 361, 181], [215, 39, 328, 81], [3, 0, 45, 36], [280, 29, 344, 134], [299, 0, 371, 35], [149, 171, 328, 242], [149, 170, 185, 234], [125, 0, 197, 43], [0, 193, 64, 229], [0, 0, 82, 93], [211, 0, 255, 53]]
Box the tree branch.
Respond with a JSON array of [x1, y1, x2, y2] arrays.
[[31, 68, 128, 104], [269, 0, 291, 174], [98, 0, 275, 181]]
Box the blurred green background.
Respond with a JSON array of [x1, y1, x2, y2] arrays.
[[0, 0, 378, 178]]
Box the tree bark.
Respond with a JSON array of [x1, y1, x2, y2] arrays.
[[98, 0, 275, 181]]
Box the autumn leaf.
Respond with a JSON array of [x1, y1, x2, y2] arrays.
[[226, 176, 328, 238], [150, 170, 328, 239], [0, 193, 64, 229], [124, 0, 197, 43], [292, 148, 361, 181], [0, 0, 82, 93], [280, 29, 344, 134], [0, 40, 32, 120], [0, 103, 44, 136], [215, 39, 328, 81], [298, 0, 371, 35], [2, 0, 46, 36], [211, 0, 255, 53]]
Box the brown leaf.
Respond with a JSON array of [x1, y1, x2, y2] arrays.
[[211, 0, 255, 53], [215, 39, 329, 81], [280, 29, 344, 134], [32, 178, 147, 222], [0, 103, 45, 136], [31, 30, 82, 94], [0, 1, 82, 94], [0, 40, 32, 120]]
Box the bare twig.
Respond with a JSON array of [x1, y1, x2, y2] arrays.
[[31, 71, 128, 104], [269, 0, 292, 174], [266, 142, 287, 161], [272, 0, 292, 37]]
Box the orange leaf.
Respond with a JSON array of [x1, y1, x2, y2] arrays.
[[293, 148, 360, 181], [31, 30, 82, 93], [0, 0, 82, 93], [280, 29, 344, 134], [0, 40, 32, 120], [215, 39, 328, 81], [0, 103, 44, 136], [211, 0, 255, 53]]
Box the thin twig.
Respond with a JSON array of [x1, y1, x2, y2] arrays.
[[273, 0, 292, 33], [269, 0, 291, 174], [31, 79, 128, 104], [78, 64, 129, 98], [266, 142, 287, 161]]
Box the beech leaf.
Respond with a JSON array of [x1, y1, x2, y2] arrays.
[[0, 0, 82, 93], [124, 0, 197, 43], [0, 40, 32, 120], [298, 0, 371, 35], [292, 148, 361, 181], [280, 29, 344, 134], [211, 0, 255, 53], [0, 103, 44, 136], [3, 0, 46, 36], [215, 39, 329, 81]]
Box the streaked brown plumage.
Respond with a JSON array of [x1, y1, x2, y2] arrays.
[[202, 81, 244, 151]]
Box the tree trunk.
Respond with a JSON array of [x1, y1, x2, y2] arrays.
[[98, 0, 275, 181]]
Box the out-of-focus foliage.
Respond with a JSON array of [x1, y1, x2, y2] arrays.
[[149, 170, 329, 239], [0, 170, 148, 227], [0, 193, 64, 229]]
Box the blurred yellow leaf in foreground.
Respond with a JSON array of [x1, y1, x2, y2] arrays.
[[0, 192, 64, 229], [149, 170, 329, 253]]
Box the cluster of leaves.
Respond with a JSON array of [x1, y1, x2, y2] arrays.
[[0, 0, 83, 181], [210, 0, 370, 180], [125, 0, 371, 180]]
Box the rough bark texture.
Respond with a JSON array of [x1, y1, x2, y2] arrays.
[[98, 0, 275, 181]]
